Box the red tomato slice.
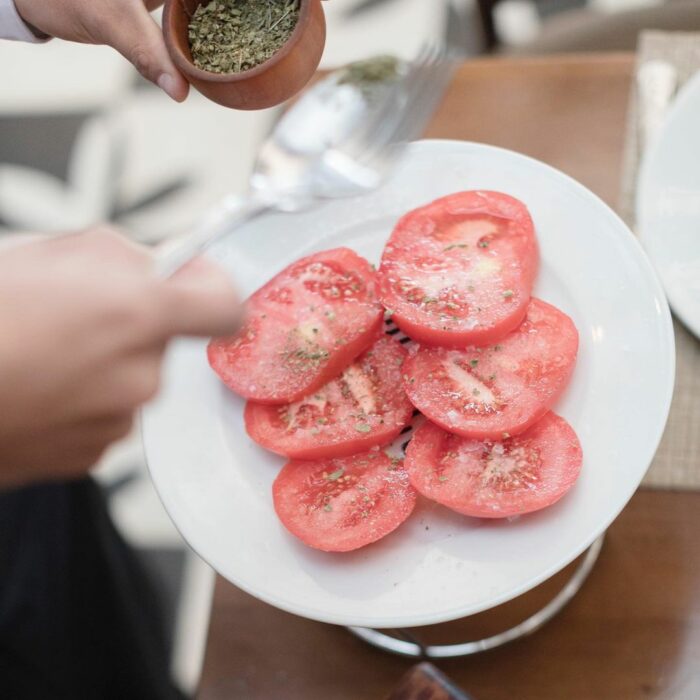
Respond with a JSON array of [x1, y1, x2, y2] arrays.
[[402, 298, 578, 440], [208, 248, 383, 404], [405, 413, 582, 518], [378, 191, 538, 347], [273, 450, 416, 552], [245, 337, 413, 460]]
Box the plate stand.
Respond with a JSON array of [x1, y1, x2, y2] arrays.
[[346, 533, 605, 658]]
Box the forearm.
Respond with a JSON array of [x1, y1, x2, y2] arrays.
[[0, 0, 48, 41]]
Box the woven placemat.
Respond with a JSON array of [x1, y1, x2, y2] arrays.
[[620, 31, 700, 489]]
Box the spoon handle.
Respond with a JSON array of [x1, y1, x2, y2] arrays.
[[154, 193, 270, 278]]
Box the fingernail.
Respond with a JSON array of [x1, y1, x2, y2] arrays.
[[157, 73, 179, 101]]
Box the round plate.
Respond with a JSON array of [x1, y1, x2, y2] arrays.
[[143, 141, 674, 628], [637, 70, 700, 339]]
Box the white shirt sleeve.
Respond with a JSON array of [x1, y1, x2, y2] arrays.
[[0, 0, 49, 42]]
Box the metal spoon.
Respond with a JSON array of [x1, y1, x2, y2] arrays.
[[154, 46, 454, 277]]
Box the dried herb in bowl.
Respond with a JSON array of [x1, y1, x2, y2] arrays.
[[189, 0, 301, 74]]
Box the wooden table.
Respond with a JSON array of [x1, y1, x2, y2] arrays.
[[199, 55, 700, 700]]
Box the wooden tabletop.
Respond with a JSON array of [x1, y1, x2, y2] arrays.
[[198, 54, 700, 700]]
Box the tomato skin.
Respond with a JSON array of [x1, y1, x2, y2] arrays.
[[378, 191, 538, 347], [273, 451, 416, 552], [402, 298, 578, 440], [245, 337, 413, 460], [208, 248, 383, 404], [405, 414, 582, 518]]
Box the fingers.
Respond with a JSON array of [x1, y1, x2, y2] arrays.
[[108, 0, 189, 102], [50, 228, 240, 343], [159, 257, 242, 338]]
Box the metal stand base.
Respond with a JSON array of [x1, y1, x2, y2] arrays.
[[347, 533, 605, 658]]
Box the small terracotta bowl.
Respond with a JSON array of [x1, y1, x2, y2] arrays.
[[164, 0, 326, 110]]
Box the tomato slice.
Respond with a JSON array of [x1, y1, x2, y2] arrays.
[[245, 336, 413, 460], [402, 298, 578, 440], [405, 413, 582, 518], [208, 248, 383, 404], [273, 450, 416, 552], [378, 191, 538, 347]]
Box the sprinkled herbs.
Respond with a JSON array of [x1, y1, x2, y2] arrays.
[[443, 243, 468, 252], [326, 468, 344, 481], [503, 289, 514, 299], [338, 55, 400, 92], [355, 423, 372, 433], [189, 0, 301, 75]]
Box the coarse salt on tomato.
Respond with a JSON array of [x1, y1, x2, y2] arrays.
[[378, 191, 538, 347], [405, 413, 582, 518], [245, 336, 413, 459], [402, 298, 578, 440], [208, 248, 383, 404], [273, 450, 416, 552]]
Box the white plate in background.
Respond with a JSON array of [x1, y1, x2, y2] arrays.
[[637, 70, 700, 340]]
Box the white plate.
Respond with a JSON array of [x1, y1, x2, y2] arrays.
[[143, 141, 674, 628], [637, 70, 700, 339]]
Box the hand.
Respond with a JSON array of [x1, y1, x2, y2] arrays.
[[0, 227, 239, 489], [14, 0, 188, 102]]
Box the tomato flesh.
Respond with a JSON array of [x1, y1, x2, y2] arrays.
[[208, 248, 383, 404], [402, 298, 578, 440], [379, 191, 538, 347], [245, 336, 413, 460], [405, 413, 582, 518], [273, 450, 416, 552]]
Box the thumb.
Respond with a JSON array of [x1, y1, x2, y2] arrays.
[[160, 257, 242, 338], [109, 3, 189, 102]]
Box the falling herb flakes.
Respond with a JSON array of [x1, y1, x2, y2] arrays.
[[338, 55, 400, 91], [189, 0, 301, 75]]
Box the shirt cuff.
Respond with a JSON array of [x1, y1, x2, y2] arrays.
[[0, 0, 49, 43]]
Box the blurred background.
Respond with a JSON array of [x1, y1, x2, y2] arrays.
[[2, 0, 698, 694]]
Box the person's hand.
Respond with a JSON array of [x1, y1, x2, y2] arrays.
[[14, 0, 188, 102], [0, 227, 239, 489]]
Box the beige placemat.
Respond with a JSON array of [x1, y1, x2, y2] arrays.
[[620, 31, 700, 489]]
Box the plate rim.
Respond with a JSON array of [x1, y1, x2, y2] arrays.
[[636, 69, 700, 340], [143, 138, 676, 628]]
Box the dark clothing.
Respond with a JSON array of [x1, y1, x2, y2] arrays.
[[0, 478, 186, 700]]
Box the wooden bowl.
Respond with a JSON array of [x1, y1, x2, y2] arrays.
[[164, 0, 326, 110]]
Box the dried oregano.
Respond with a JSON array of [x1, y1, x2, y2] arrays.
[[189, 0, 301, 74], [338, 55, 400, 90]]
